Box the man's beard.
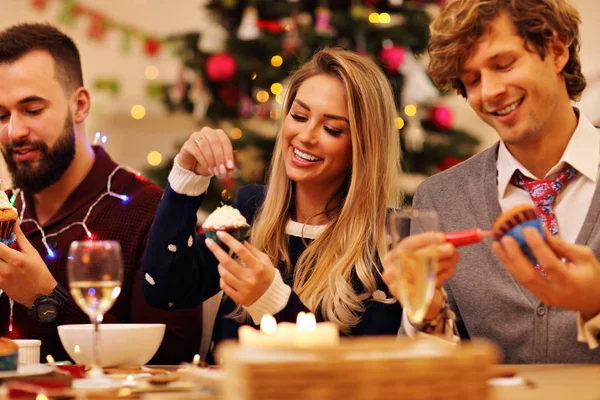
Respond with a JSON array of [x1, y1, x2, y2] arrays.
[[2, 114, 76, 194]]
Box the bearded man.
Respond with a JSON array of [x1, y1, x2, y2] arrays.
[[0, 23, 202, 363]]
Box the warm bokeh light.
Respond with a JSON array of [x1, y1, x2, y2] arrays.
[[144, 65, 159, 80], [256, 90, 270, 103], [270, 110, 282, 120], [221, 189, 233, 203], [369, 13, 380, 23], [379, 13, 391, 24], [230, 128, 243, 140], [271, 55, 283, 67], [396, 117, 405, 129], [404, 104, 417, 117], [147, 151, 163, 166], [251, 72, 257, 80], [131, 105, 146, 120], [270, 82, 283, 95]]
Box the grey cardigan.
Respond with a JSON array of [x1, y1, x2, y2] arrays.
[[413, 142, 600, 363]]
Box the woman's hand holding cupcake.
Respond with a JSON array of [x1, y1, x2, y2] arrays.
[[178, 127, 236, 177], [205, 231, 276, 307], [0, 221, 57, 308]]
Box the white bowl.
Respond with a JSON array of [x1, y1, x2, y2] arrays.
[[57, 324, 165, 367]]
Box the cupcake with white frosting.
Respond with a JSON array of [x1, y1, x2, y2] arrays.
[[202, 205, 250, 246]]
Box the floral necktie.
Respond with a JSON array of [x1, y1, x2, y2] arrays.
[[510, 165, 578, 236]]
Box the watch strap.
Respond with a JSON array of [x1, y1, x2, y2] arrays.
[[29, 283, 69, 323], [414, 288, 452, 334]]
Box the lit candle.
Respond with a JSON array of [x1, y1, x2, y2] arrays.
[[238, 312, 339, 348], [238, 314, 282, 347], [260, 314, 277, 334], [295, 312, 339, 347], [192, 354, 201, 366]]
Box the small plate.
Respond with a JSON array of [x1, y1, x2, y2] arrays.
[[0, 363, 53, 379], [177, 366, 224, 391]]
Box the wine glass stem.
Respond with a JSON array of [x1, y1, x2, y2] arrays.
[[89, 314, 104, 377]]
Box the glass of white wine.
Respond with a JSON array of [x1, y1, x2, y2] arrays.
[[387, 209, 440, 325], [67, 241, 123, 380]]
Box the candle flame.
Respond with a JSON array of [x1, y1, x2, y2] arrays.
[[36, 395, 49, 400], [74, 345, 81, 354], [260, 314, 277, 334], [192, 354, 201, 366], [297, 312, 316, 332], [46, 354, 55, 364]]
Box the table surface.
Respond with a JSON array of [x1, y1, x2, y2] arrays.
[[492, 364, 600, 400], [1, 363, 599, 399]]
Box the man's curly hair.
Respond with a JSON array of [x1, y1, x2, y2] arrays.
[[427, 0, 585, 101]]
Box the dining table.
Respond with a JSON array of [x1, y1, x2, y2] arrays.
[[491, 364, 600, 400], [0, 363, 599, 399]]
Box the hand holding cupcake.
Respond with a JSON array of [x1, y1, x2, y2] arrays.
[[202, 205, 250, 247], [0, 191, 18, 246]]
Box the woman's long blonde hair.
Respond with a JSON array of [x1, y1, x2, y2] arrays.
[[243, 48, 402, 334]]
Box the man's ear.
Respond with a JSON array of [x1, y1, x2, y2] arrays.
[[550, 36, 570, 74], [72, 87, 91, 124]]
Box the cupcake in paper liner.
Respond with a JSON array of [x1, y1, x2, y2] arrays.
[[202, 205, 250, 247], [0, 192, 17, 246], [0, 337, 18, 371]]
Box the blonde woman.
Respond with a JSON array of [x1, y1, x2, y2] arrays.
[[143, 48, 413, 362]]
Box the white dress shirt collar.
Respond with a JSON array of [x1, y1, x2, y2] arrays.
[[497, 109, 599, 199]]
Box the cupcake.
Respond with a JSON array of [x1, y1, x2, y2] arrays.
[[202, 205, 250, 247], [0, 337, 19, 371], [492, 204, 544, 265], [0, 192, 17, 246]]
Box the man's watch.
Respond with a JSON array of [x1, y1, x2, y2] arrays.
[[28, 283, 70, 324]]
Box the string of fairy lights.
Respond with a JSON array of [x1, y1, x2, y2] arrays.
[[4, 134, 139, 333], [13, 165, 130, 259]]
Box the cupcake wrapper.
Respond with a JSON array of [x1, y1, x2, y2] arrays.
[[0, 232, 16, 247], [0, 220, 15, 240], [0, 351, 18, 371], [504, 219, 544, 265], [205, 227, 249, 250]]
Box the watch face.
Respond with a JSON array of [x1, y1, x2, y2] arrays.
[[37, 302, 58, 322]]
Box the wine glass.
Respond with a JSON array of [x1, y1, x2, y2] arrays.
[[67, 241, 123, 382], [386, 209, 440, 325]]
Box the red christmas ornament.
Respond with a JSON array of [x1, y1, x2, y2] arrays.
[[430, 105, 454, 131], [378, 45, 405, 73], [205, 53, 237, 83], [87, 12, 107, 40], [31, 0, 48, 11], [219, 85, 241, 108], [438, 156, 461, 172], [144, 38, 161, 57]]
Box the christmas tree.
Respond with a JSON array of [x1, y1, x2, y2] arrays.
[[147, 0, 479, 209]]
